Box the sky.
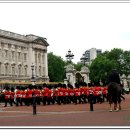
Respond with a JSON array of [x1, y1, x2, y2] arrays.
[[0, 2, 130, 63]]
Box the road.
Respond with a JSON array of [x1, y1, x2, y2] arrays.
[[0, 94, 130, 127]]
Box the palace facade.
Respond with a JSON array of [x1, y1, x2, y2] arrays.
[[0, 29, 49, 84]]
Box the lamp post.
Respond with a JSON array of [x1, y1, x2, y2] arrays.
[[65, 49, 74, 63], [80, 53, 88, 66], [31, 63, 35, 83], [31, 63, 36, 115]]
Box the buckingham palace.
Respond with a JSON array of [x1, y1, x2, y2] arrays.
[[0, 29, 49, 84]]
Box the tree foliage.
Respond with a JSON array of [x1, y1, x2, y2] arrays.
[[89, 48, 130, 83], [47, 48, 130, 83], [48, 52, 65, 82], [74, 63, 84, 71], [89, 53, 114, 83], [120, 50, 130, 77]]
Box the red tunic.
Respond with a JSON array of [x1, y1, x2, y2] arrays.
[[5, 91, 11, 100], [68, 88, 74, 96], [53, 88, 58, 97], [10, 91, 14, 99], [96, 86, 102, 95], [43, 87, 49, 97], [84, 87, 89, 96], [39, 90, 43, 97], [79, 87, 84, 95], [48, 89, 52, 97], [92, 87, 97, 96], [57, 87, 64, 96], [88, 87, 94, 95], [74, 88, 80, 96], [27, 89, 33, 98], [39, 89, 44, 97], [64, 88, 69, 96], [21, 90, 26, 98], [102, 86, 107, 95], [15, 90, 22, 98], [33, 89, 40, 97]]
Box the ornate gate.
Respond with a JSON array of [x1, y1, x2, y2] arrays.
[[75, 72, 84, 83]]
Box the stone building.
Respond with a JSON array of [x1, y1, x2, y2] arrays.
[[0, 29, 49, 84]]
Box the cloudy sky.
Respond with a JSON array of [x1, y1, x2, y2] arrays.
[[0, 2, 130, 63]]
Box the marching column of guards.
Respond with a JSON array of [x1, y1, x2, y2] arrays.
[[0, 82, 110, 107]]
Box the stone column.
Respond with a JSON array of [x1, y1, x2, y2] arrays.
[[121, 74, 128, 88], [80, 66, 90, 84], [34, 51, 37, 77], [44, 50, 48, 78], [41, 53, 43, 77], [1, 63, 4, 75], [40, 52, 42, 77], [64, 64, 75, 87], [28, 43, 35, 78], [37, 53, 39, 77]]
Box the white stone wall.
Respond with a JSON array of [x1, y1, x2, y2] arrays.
[[0, 29, 49, 82]]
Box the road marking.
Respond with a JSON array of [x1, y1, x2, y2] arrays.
[[1, 108, 130, 118]]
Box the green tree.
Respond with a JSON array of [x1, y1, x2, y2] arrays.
[[89, 48, 130, 83], [74, 62, 84, 71], [48, 52, 65, 82], [47, 48, 130, 84], [121, 50, 130, 77], [106, 48, 124, 74], [89, 53, 114, 83]]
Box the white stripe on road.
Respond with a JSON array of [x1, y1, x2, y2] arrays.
[[0, 109, 130, 118]]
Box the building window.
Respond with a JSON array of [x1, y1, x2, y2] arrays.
[[24, 53, 27, 62], [12, 51, 15, 61], [35, 66, 37, 77], [18, 66, 21, 76], [38, 54, 41, 64], [0, 49, 1, 59], [9, 65, 11, 73], [5, 50, 8, 60], [1, 43, 4, 48], [12, 66, 15, 76], [18, 52, 21, 62], [39, 67, 41, 76], [0, 64, 1, 75], [24, 67, 27, 76], [35, 54, 37, 64], [5, 65, 8, 76]]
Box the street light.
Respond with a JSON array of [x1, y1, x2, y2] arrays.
[[65, 49, 74, 62], [80, 53, 88, 65], [31, 63, 36, 85], [31, 63, 36, 115]]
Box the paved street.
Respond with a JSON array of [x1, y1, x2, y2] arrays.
[[0, 94, 130, 127]]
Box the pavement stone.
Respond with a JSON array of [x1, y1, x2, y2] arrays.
[[0, 94, 130, 127]]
